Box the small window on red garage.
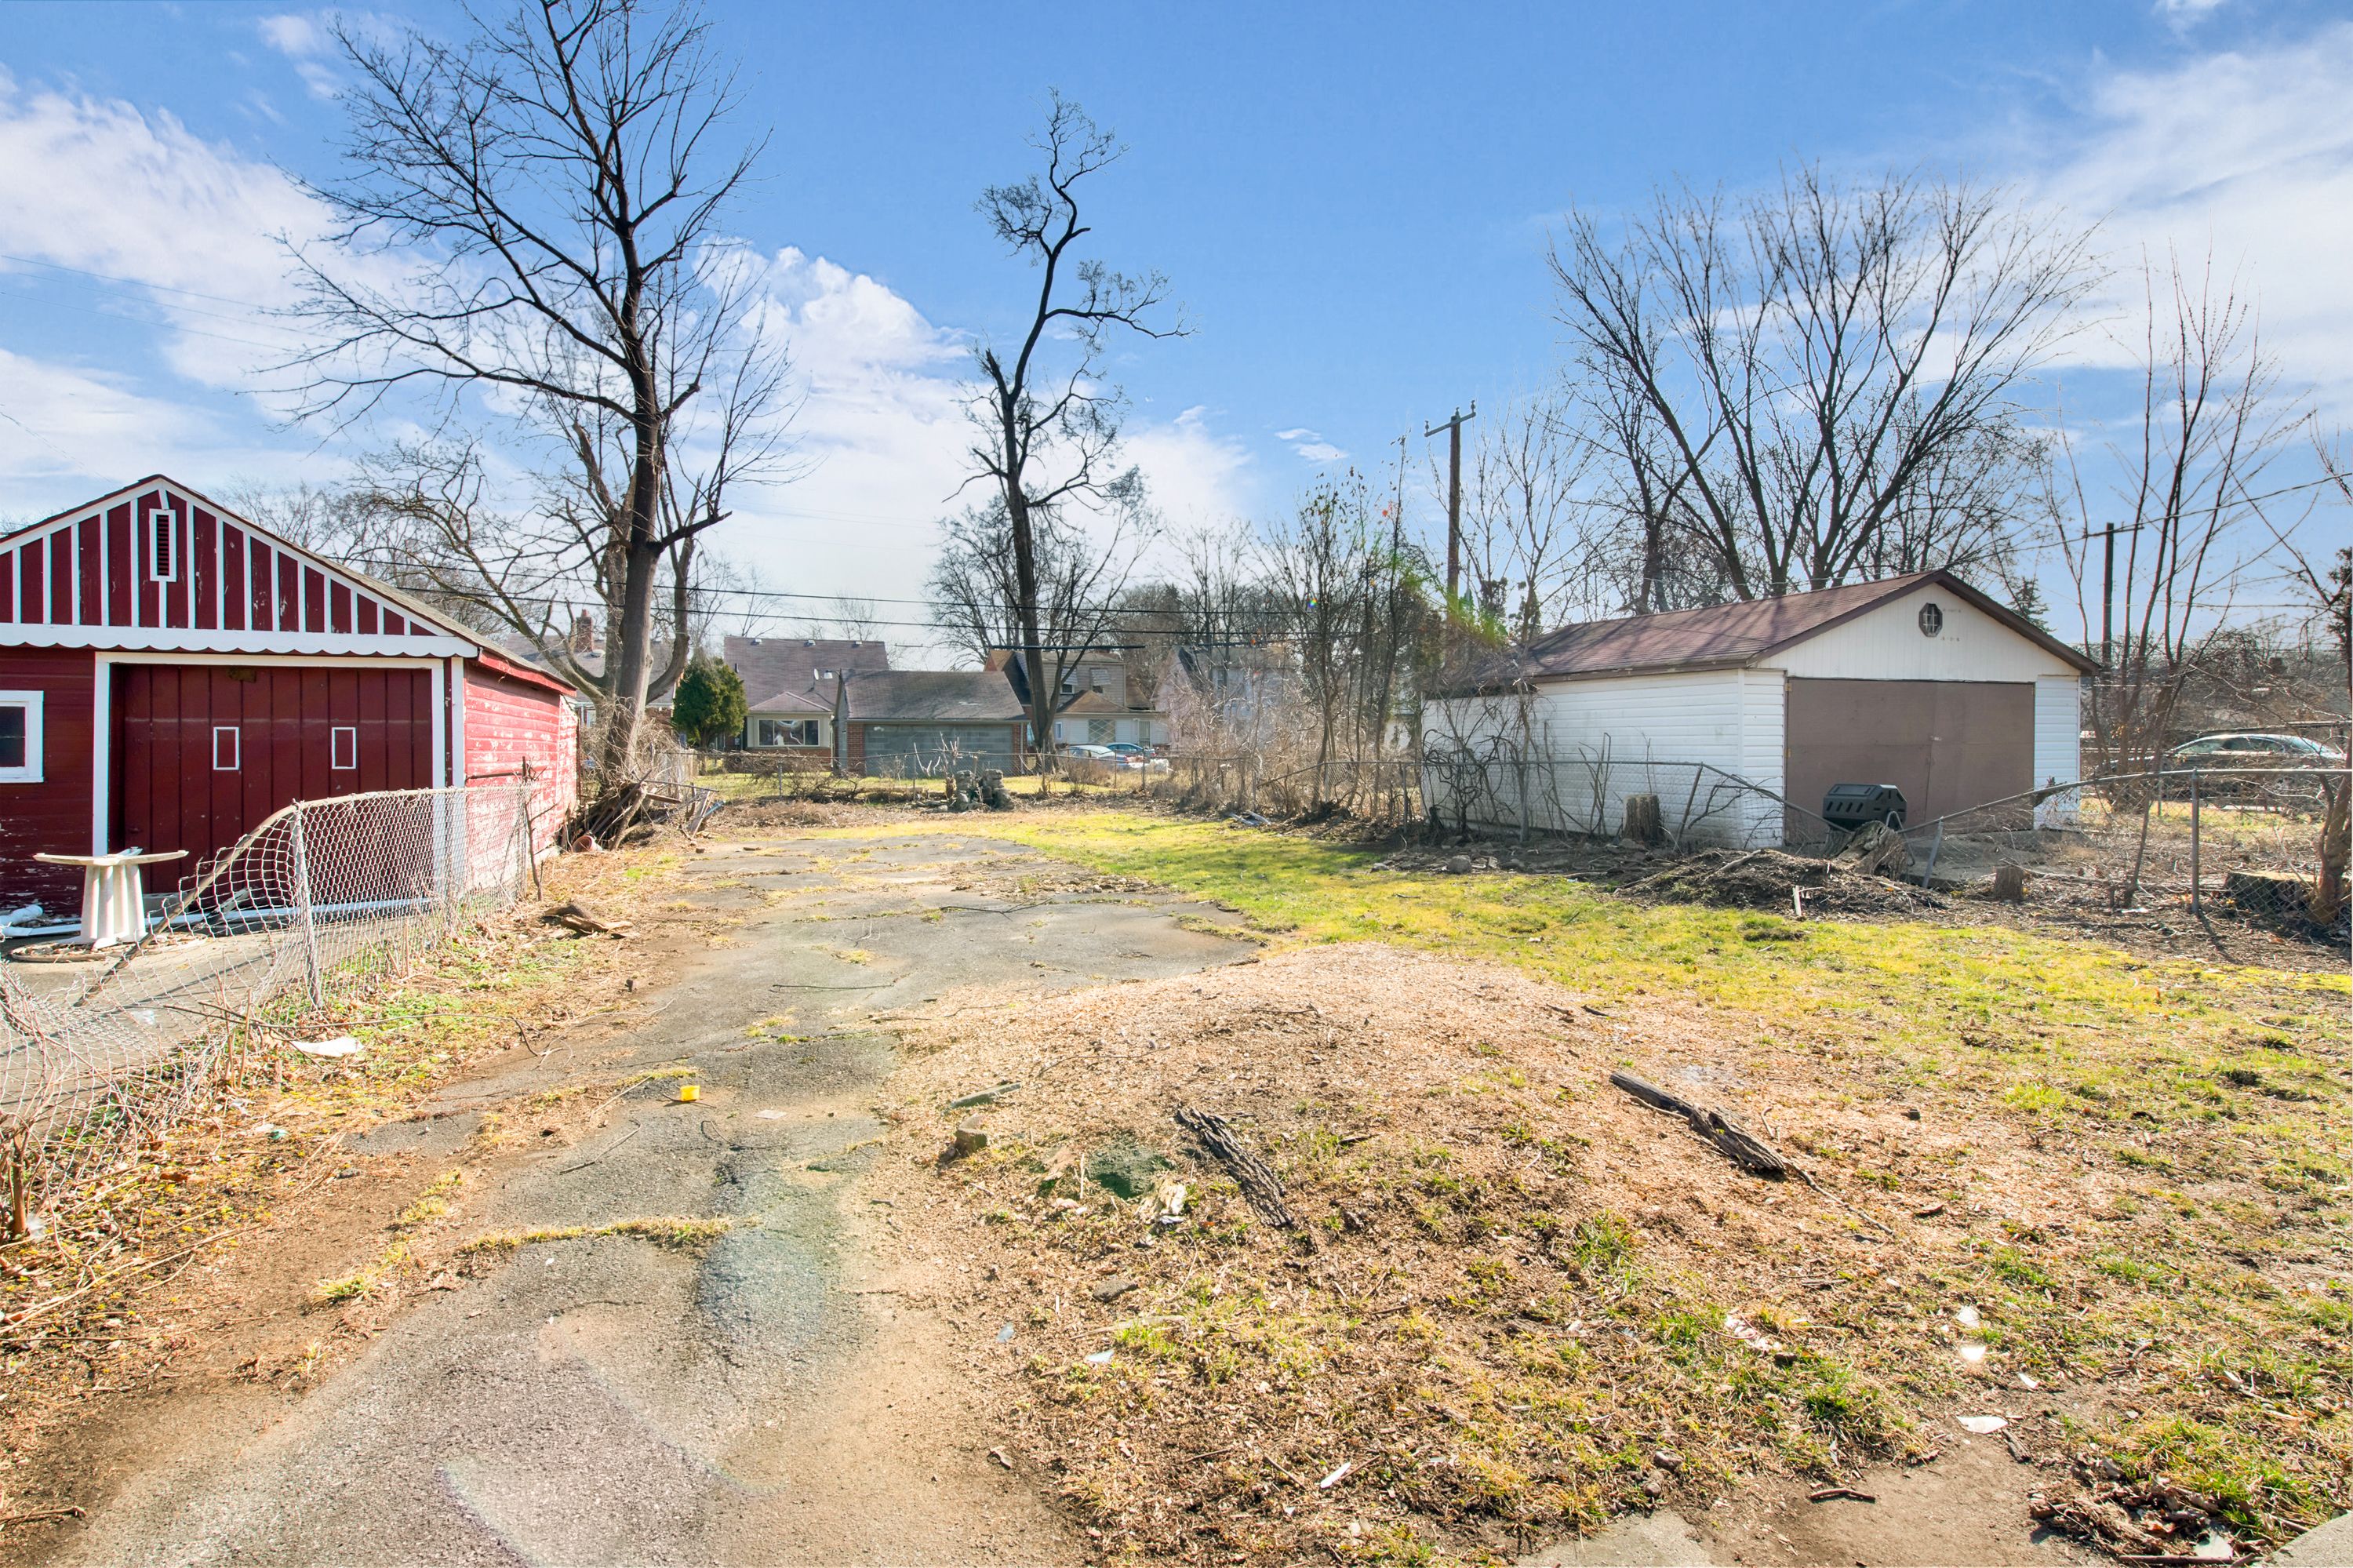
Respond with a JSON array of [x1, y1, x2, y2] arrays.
[[331, 726, 358, 770], [213, 726, 240, 772], [0, 691, 42, 784]]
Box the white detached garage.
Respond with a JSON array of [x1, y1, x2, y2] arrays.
[[1427, 571, 2097, 846]]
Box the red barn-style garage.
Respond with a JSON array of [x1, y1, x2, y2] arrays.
[[0, 475, 580, 915]]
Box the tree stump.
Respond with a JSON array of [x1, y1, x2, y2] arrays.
[[1991, 862, 2028, 902], [2224, 869, 2311, 919], [1621, 793, 1664, 846]]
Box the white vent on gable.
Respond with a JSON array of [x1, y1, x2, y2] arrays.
[[148, 508, 177, 583]]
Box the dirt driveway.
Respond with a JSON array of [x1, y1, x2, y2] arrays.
[[44, 831, 1253, 1567]]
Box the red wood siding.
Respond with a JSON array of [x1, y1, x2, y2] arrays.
[[113, 665, 435, 874], [464, 665, 579, 853], [0, 648, 96, 908], [0, 479, 446, 645]]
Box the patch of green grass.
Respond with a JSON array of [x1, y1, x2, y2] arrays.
[[827, 816, 2344, 1076], [395, 1170, 464, 1229]]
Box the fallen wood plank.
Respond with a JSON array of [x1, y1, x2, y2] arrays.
[[1609, 1071, 1791, 1179], [1174, 1106, 1303, 1235], [542, 900, 634, 937]]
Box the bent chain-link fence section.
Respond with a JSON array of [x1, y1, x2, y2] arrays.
[[0, 784, 536, 1223], [1420, 748, 1817, 849]]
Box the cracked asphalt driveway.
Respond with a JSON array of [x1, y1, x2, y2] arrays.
[[58, 828, 1254, 1567]]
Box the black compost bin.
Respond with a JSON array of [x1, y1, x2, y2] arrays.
[[1822, 782, 1907, 832]]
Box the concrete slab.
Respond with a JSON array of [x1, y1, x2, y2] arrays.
[[2271, 1512, 2353, 1566], [1522, 1510, 1715, 1566]]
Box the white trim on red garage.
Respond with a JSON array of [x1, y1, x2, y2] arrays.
[[2, 624, 473, 657]]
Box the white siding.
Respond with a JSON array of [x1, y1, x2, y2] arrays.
[[2033, 675, 2083, 824], [1765, 584, 2080, 683], [1427, 668, 1786, 847]]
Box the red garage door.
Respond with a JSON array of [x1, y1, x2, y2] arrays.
[[113, 664, 435, 869]]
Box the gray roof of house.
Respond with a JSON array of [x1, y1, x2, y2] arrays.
[[846, 670, 1024, 723], [724, 634, 890, 711]]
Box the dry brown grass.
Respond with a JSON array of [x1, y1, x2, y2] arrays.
[[877, 941, 2348, 1565]]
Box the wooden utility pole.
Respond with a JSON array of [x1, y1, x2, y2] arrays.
[[1425, 403, 1476, 605]]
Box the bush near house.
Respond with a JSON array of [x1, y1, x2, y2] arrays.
[[670, 654, 747, 748]]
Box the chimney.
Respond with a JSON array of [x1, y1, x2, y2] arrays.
[[569, 613, 596, 654]]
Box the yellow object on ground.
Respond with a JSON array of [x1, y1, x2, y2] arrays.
[[677, 1083, 699, 1103]]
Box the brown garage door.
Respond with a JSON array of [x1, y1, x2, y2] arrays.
[[1784, 678, 2034, 835]]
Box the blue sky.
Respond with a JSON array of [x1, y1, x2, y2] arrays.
[[0, 0, 2347, 641]]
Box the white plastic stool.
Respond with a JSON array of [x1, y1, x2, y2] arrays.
[[32, 849, 188, 948]]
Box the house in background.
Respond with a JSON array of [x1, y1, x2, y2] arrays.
[[835, 671, 1027, 773], [1427, 570, 2095, 846], [0, 476, 580, 911], [725, 635, 891, 759], [988, 647, 1169, 748], [719, 635, 1024, 773], [1163, 642, 1298, 751]]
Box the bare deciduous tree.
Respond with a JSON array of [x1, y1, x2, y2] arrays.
[[2054, 262, 2299, 780], [966, 93, 1184, 759], [289, 0, 786, 780], [927, 498, 1146, 689], [1451, 397, 1604, 640], [1550, 166, 2093, 602], [1257, 476, 1431, 811]]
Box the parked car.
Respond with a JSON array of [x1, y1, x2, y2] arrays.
[[1101, 741, 1147, 756], [2167, 732, 2345, 766], [1063, 744, 1117, 760]]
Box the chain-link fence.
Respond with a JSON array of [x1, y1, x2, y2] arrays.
[[1421, 747, 1807, 849], [1423, 741, 2347, 934], [0, 784, 538, 1227], [1885, 766, 2348, 929]]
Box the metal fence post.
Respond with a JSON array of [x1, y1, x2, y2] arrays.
[[289, 803, 323, 1007]]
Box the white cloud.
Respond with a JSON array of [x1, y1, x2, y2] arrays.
[[1126, 406, 1254, 532], [0, 72, 1262, 644], [1272, 425, 1345, 464], [0, 71, 323, 391], [0, 346, 309, 502], [2026, 24, 2353, 417], [679, 253, 1259, 646], [2154, 0, 2229, 20], [257, 13, 341, 100], [257, 14, 327, 57]]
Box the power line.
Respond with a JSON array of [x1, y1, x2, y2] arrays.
[[0, 251, 283, 313]]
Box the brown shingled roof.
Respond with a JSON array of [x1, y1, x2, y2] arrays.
[[1500, 570, 2095, 686]]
